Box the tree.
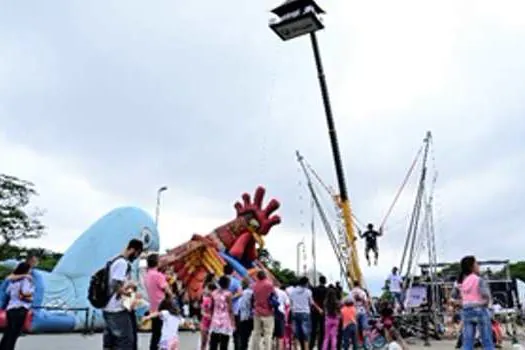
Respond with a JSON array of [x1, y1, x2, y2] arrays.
[[257, 247, 272, 267], [0, 174, 45, 254], [509, 262, 525, 281], [257, 247, 299, 286]]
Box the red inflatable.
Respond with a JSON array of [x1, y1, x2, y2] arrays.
[[160, 187, 281, 301]]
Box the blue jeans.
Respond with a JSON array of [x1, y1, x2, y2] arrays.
[[103, 311, 135, 350], [357, 313, 368, 331], [392, 292, 403, 308], [462, 307, 494, 350], [292, 312, 311, 341], [342, 323, 358, 350]]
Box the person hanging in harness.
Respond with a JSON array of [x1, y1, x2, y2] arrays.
[[359, 223, 383, 266]]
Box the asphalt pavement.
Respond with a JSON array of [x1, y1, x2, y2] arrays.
[[15, 332, 472, 350]]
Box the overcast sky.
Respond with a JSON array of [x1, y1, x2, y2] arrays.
[[1, 0, 524, 292]]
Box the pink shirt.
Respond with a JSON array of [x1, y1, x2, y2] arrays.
[[252, 278, 274, 317], [459, 273, 489, 306], [145, 268, 168, 312]]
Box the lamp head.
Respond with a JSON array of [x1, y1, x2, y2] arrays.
[[269, 0, 325, 41]]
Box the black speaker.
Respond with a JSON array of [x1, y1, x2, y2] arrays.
[[488, 280, 517, 308]]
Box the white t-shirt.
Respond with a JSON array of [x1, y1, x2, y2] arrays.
[[289, 286, 313, 314], [285, 286, 295, 296], [160, 311, 182, 343], [351, 287, 368, 314], [104, 257, 131, 313], [388, 274, 402, 293], [275, 288, 290, 314]]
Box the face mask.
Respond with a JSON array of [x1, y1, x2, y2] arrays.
[[128, 252, 139, 262]]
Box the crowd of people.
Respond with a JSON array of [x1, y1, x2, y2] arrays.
[[380, 256, 502, 350], [97, 239, 384, 350], [0, 235, 508, 350], [197, 272, 394, 350]]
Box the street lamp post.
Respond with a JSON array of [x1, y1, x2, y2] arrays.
[[296, 240, 305, 276], [311, 197, 317, 284], [269, 0, 362, 285], [155, 186, 168, 228]]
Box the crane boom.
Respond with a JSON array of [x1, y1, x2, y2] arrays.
[[297, 151, 363, 288]]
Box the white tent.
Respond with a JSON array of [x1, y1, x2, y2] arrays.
[[516, 278, 525, 308]]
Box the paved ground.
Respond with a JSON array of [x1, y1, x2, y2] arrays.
[[14, 332, 491, 350]]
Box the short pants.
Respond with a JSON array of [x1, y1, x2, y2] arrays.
[[292, 312, 311, 341], [274, 311, 285, 338]]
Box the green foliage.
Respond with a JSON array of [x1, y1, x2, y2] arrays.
[[0, 174, 45, 252], [435, 261, 525, 281], [272, 267, 298, 286], [0, 265, 12, 280], [438, 262, 460, 277], [258, 247, 298, 286], [509, 262, 525, 281], [0, 245, 62, 277]]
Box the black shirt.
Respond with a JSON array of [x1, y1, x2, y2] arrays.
[[362, 229, 380, 245], [312, 285, 328, 308]]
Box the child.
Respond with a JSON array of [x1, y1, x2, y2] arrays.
[[283, 300, 293, 350], [323, 288, 341, 350], [341, 297, 358, 350], [121, 284, 147, 311], [492, 318, 503, 348], [451, 256, 494, 350], [378, 300, 395, 338], [200, 283, 217, 350], [143, 296, 183, 350]]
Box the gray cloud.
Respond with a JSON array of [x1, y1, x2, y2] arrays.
[[1, 0, 525, 285]]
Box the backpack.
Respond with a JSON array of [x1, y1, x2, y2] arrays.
[[269, 292, 281, 315], [88, 256, 126, 309]]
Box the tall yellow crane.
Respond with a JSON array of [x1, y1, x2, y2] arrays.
[[268, 0, 364, 286]]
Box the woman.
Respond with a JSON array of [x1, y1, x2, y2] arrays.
[[0, 262, 34, 350], [452, 256, 494, 350], [209, 276, 234, 350]]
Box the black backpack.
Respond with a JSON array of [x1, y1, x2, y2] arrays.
[[88, 256, 125, 309]]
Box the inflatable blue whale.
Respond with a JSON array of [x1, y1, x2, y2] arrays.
[[0, 207, 160, 333]]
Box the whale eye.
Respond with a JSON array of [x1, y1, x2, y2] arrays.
[[141, 227, 152, 249]]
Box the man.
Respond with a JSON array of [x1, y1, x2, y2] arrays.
[[311, 275, 328, 349], [252, 270, 275, 350], [103, 239, 143, 350], [335, 282, 343, 301], [238, 278, 254, 350], [387, 267, 403, 311], [359, 223, 383, 266], [144, 253, 173, 350], [351, 280, 369, 346], [289, 276, 323, 350], [286, 280, 296, 296], [223, 265, 243, 350]]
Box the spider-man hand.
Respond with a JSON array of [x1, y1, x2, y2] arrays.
[[228, 186, 281, 263]]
